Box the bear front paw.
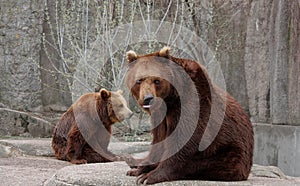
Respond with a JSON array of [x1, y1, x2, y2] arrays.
[[126, 168, 140, 177], [70, 159, 87, 164], [136, 170, 170, 185]]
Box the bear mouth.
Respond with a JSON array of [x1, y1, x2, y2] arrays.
[[142, 95, 154, 109], [143, 104, 152, 109]]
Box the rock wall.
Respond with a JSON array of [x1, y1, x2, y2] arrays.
[[1, 1, 298, 122], [0, 0, 44, 111], [0, 108, 53, 137], [245, 0, 300, 125]]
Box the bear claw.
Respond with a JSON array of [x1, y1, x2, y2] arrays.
[[137, 174, 148, 185]]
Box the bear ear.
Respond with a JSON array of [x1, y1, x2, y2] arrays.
[[126, 50, 137, 63], [100, 88, 111, 100], [159, 46, 171, 58]]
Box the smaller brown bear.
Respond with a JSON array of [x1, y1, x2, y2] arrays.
[[52, 88, 133, 164]]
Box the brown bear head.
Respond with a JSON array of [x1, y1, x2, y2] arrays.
[[125, 47, 184, 112], [98, 88, 133, 123]]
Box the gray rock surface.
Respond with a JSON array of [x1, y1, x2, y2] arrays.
[[244, 0, 300, 124], [0, 138, 149, 158], [0, 138, 299, 186], [0, 108, 53, 137], [0, 138, 54, 157], [244, 0, 272, 123], [0, 0, 44, 111], [253, 123, 300, 177], [44, 163, 300, 186], [0, 143, 12, 158], [0, 156, 70, 186]]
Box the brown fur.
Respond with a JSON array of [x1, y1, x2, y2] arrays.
[[52, 89, 132, 164], [125, 47, 254, 184]]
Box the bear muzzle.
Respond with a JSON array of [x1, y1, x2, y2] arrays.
[[143, 94, 154, 108]]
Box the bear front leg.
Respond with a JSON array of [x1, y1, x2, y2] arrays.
[[124, 155, 153, 176], [103, 150, 122, 161], [124, 155, 149, 176], [82, 145, 118, 163], [87, 135, 121, 162], [135, 137, 200, 183], [126, 141, 164, 176], [66, 128, 87, 164], [126, 151, 162, 176]]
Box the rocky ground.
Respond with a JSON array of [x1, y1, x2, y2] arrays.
[[0, 138, 300, 186]]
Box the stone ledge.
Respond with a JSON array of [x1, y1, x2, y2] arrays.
[[0, 138, 53, 157], [0, 156, 70, 186], [0, 138, 150, 158], [0, 138, 299, 186], [44, 162, 300, 186]]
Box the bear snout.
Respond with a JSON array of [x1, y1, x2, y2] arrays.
[[117, 109, 133, 121], [143, 94, 154, 108]]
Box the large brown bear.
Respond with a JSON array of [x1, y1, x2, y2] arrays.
[[52, 88, 133, 164], [125, 47, 254, 184]]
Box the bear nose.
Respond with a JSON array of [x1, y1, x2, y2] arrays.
[[143, 94, 154, 108], [128, 111, 134, 118]]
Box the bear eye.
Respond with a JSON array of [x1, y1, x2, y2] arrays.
[[136, 79, 142, 84], [154, 80, 160, 85]]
